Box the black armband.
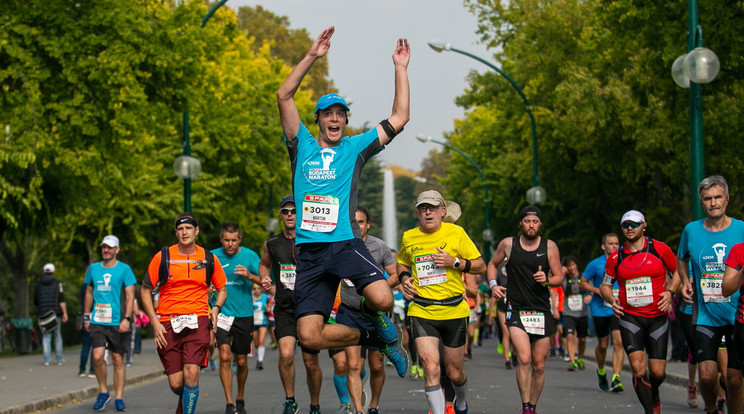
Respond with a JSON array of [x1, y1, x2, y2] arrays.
[[380, 118, 403, 139], [462, 259, 472, 273]]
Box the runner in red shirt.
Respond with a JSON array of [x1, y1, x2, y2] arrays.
[[600, 210, 676, 414]]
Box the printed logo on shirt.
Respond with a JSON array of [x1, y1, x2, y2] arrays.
[[304, 148, 337, 183]]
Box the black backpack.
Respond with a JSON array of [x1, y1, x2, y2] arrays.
[[614, 237, 672, 276], [157, 246, 215, 287]]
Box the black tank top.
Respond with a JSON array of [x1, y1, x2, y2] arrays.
[[505, 236, 551, 312], [265, 232, 296, 311]]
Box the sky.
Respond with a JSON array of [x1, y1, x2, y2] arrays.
[[229, 0, 493, 171]]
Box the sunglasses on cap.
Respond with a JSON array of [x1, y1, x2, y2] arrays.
[[280, 208, 296, 215], [621, 222, 642, 229]]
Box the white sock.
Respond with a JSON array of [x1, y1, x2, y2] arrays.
[[425, 385, 445, 414], [453, 377, 468, 411], [258, 346, 265, 362]]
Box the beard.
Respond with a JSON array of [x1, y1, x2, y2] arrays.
[[522, 231, 539, 240]]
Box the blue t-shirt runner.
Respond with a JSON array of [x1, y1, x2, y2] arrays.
[[84, 262, 137, 326], [211, 246, 261, 318]]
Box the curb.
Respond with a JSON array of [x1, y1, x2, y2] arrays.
[[0, 369, 164, 414]]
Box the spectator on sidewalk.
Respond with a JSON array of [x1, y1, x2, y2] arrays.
[[34, 263, 68, 367]]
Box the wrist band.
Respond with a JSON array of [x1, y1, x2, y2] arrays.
[[399, 271, 412, 283], [488, 279, 498, 289], [462, 259, 472, 273], [213, 305, 221, 313], [83, 313, 91, 323]]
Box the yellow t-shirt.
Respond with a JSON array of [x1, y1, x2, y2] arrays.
[[398, 223, 482, 320]]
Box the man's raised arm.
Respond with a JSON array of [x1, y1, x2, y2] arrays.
[[376, 38, 410, 146], [277, 26, 335, 140]]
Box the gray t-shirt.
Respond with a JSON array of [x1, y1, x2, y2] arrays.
[[340, 235, 395, 309], [562, 275, 587, 317]]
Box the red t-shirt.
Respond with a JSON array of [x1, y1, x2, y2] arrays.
[[604, 238, 676, 318], [146, 244, 227, 321], [724, 242, 744, 323]]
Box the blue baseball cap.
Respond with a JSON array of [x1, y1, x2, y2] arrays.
[[314, 93, 350, 114]]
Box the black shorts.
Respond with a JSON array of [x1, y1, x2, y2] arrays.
[[273, 306, 319, 355], [496, 298, 508, 314], [619, 313, 668, 359], [563, 315, 588, 338], [89, 324, 128, 355], [593, 315, 621, 338], [678, 312, 697, 364], [215, 316, 254, 355], [295, 239, 385, 319], [409, 316, 467, 348], [506, 309, 557, 343], [695, 324, 741, 368], [336, 304, 379, 350]]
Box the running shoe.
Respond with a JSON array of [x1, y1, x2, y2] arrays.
[[610, 374, 624, 393], [716, 396, 725, 413], [597, 370, 609, 392], [335, 403, 353, 414], [257, 361, 264, 370], [225, 403, 237, 414], [360, 299, 398, 343], [115, 399, 127, 412], [563, 354, 570, 362], [497, 343, 503, 354], [454, 401, 468, 414], [687, 384, 698, 408], [505, 360, 512, 370], [93, 392, 111, 411], [549, 349, 556, 359], [410, 364, 419, 379], [88, 371, 96, 378], [417, 365, 424, 380], [309, 404, 321, 414], [43, 362, 50, 367], [282, 399, 299, 414], [78, 371, 86, 378], [567, 361, 577, 371], [445, 406, 456, 414], [236, 399, 246, 414], [576, 358, 585, 370], [367, 408, 379, 414], [652, 396, 661, 414], [381, 340, 409, 378], [210, 358, 216, 370]]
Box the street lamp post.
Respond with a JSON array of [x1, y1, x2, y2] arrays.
[[417, 134, 493, 259], [428, 40, 545, 204], [175, 0, 229, 213], [671, 0, 719, 220]]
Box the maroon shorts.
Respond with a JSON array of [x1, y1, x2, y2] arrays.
[[156, 316, 211, 375]]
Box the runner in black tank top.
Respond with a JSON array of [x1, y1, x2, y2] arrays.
[[506, 236, 551, 313]]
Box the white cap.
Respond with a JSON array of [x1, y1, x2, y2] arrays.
[[621, 210, 645, 224], [100, 235, 119, 248], [43, 263, 55, 274]]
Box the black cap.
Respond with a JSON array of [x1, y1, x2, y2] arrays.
[[518, 205, 542, 221], [280, 194, 294, 208]]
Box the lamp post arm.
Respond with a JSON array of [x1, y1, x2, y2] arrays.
[[449, 47, 540, 187], [201, 0, 229, 28], [430, 138, 490, 233]]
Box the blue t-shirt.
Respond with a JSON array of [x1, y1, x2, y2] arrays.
[[211, 246, 261, 317], [677, 218, 744, 326], [583, 255, 616, 318], [253, 293, 269, 327], [84, 262, 137, 326], [286, 123, 382, 245]]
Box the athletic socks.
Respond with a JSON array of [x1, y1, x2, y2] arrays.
[[258, 346, 266, 362], [632, 375, 654, 414], [425, 384, 445, 414], [333, 373, 350, 404], [453, 377, 468, 412], [182, 385, 199, 414], [597, 367, 606, 376]]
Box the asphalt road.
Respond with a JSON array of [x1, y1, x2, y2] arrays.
[[51, 340, 692, 414]]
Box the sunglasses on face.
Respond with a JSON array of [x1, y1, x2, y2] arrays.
[[280, 208, 296, 215], [621, 222, 642, 229], [417, 204, 442, 213]]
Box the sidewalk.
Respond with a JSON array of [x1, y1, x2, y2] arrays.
[[0, 340, 164, 414]]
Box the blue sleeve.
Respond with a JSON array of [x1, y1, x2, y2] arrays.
[[248, 250, 261, 276], [124, 265, 137, 287], [677, 225, 690, 259]]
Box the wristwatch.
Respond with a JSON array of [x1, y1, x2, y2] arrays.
[[124, 316, 132, 322], [453, 257, 461, 269]]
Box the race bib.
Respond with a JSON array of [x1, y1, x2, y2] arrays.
[[93, 303, 112, 324], [254, 306, 265, 325], [414, 254, 447, 286], [625, 277, 653, 307], [604, 288, 620, 308], [300, 194, 340, 232], [170, 313, 198, 334], [216, 313, 234, 332], [519, 311, 545, 335], [701, 272, 729, 303], [567, 294, 583, 312], [280, 264, 296, 290]]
